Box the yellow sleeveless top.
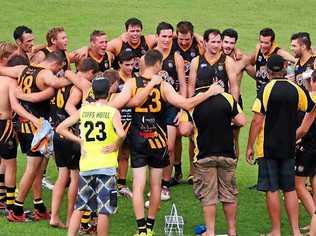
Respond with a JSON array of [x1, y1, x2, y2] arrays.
[[79, 103, 118, 172]]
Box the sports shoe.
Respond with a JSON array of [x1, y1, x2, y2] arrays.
[[170, 172, 183, 186], [160, 187, 171, 201], [7, 210, 30, 222], [147, 228, 155, 236], [79, 223, 97, 235], [187, 175, 193, 185], [144, 200, 150, 209], [32, 209, 50, 221], [118, 186, 133, 199], [42, 177, 54, 190]]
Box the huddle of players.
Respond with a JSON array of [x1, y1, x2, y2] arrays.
[[0, 17, 315, 235]]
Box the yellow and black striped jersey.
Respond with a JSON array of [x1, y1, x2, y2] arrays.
[[129, 76, 167, 150], [252, 78, 315, 159]]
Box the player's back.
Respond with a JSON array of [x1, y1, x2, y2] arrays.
[[79, 103, 118, 172]]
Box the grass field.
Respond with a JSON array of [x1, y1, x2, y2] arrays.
[[0, 0, 316, 235]]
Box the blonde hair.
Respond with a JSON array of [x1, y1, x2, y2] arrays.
[[46, 27, 65, 46], [0, 42, 18, 60]]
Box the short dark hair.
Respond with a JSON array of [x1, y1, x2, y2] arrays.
[[78, 58, 99, 73], [118, 50, 135, 63], [103, 69, 120, 86], [144, 49, 163, 67], [45, 51, 64, 65], [176, 21, 194, 36], [259, 28, 275, 42], [7, 55, 29, 66], [90, 30, 106, 42], [203, 29, 221, 42], [13, 25, 32, 41], [222, 28, 238, 41], [291, 32, 312, 50], [125, 18, 143, 31], [156, 22, 174, 35]]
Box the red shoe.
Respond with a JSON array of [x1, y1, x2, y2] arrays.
[[7, 210, 28, 222], [32, 209, 50, 221]]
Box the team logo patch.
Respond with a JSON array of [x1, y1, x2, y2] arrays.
[[218, 64, 223, 71], [141, 49, 147, 55], [297, 165, 304, 172], [104, 62, 109, 69], [200, 63, 207, 68], [258, 56, 262, 62], [159, 70, 174, 85], [168, 62, 174, 68], [125, 48, 132, 52], [190, 51, 196, 57]]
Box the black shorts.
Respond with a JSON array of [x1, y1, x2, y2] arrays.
[[257, 158, 295, 192], [164, 104, 180, 127], [17, 132, 44, 157], [130, 147, 169, 168], [0, 120, 17, 159], [295, 148, 316, 177], [53, 133, 80, 170]]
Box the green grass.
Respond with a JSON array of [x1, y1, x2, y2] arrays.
[[0, 0, 316, 235]]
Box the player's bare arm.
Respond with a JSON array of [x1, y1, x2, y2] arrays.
[[175, 52, 187, 97], [187, 56, 199, 97], [65, 86, 83, 115], [56, 110, 81, 144], [162, 81, 224, 111]]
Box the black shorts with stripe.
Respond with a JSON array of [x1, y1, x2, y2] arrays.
[[295, 148, 316, 177], [16, 121, 43, 157], [53, 133, 80, 170], [0, 119, 17, 159]]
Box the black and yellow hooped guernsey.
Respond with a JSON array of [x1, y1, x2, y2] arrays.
[[252, 79, 315, 159], [49, 85, 81, 128], [113, 35, 149, 72], [17, 65, 50, 134], [255, 45, 279, 93], [189, 92, 242, 161], [195, 52, 229, 94], [79, 103, 118, 171], [294, 55, 316, 86], [129, 76, 167, 151], [87, 51, 111, 72]]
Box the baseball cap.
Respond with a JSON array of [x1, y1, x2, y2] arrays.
[[92, 76, 110, 99], [267, 54, 285, 72]]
